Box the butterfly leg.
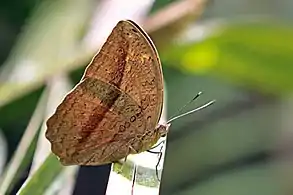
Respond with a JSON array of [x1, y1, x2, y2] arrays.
[[117, 156, 128, 174], [147, 139, 165, 151], [146, 144, 164, 181], [118, 146, 138, 174], [155, 148, 163, 182], [129, 145, 139, 153], [147, 150, 162, 181]]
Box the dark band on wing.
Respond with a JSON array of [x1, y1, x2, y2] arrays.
[[76, 19, 132, 145], [78, 78, 124, 144]]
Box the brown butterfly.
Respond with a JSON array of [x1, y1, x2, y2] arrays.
[[45, 20, 169, 166]]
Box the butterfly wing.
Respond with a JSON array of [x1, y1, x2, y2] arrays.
[[83, 20, 164, 133], [46, 78, 145, 165], [45, 20, 164, 165]]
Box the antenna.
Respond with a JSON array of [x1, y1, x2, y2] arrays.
[[168, 91, 203, 121], [167, 100, 216, 124]]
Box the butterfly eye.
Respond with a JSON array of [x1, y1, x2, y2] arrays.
[[156, 124, 168, 137]]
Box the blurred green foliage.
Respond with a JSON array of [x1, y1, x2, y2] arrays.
[[0, 0, 293, 194], [18, 154, 63, 195], [162, 22, 293, 95]]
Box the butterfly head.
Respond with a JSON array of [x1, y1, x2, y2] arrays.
[[138, 123, 170, 153], [155, 123, 171, 138], [144, 123, 170, 150]]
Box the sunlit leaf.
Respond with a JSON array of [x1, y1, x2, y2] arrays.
[[162, 21, 293, 95], [17, 153, 63, 195]]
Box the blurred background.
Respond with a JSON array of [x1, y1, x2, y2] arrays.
[[0, 0, 293, 195]]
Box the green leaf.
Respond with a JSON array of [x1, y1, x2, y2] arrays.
[[0, 90, 48, 194], [162, 21, 293, 96], [17, 153, 63, 195], [0, 0, 95, 108]]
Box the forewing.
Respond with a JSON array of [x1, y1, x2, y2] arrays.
[[83, 20, 164, 134], [45, 20, 164, 165]]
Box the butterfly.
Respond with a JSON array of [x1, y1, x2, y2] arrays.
[[45, 20, 169, 166]]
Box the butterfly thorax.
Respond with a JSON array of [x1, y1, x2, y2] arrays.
[[134, 123, 170, 153]]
